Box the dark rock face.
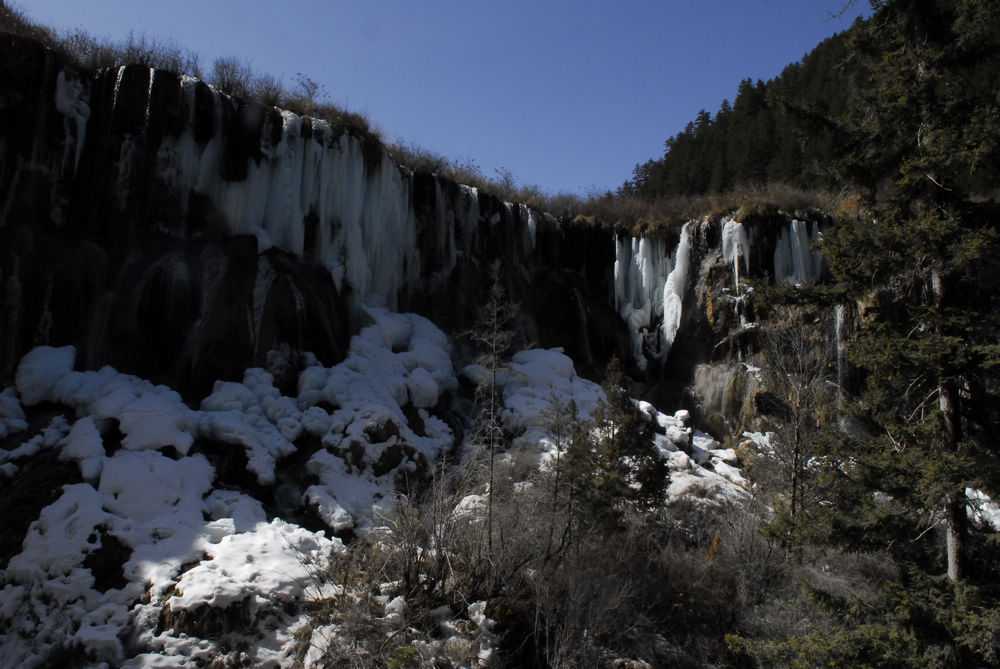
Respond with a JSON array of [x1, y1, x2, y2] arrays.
[[0, 223, 349, 399]]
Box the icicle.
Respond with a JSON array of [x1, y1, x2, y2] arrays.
[[111, 65, 126, 111], [834, 304, 845, 401], [773, 219, 824, 284], [54, 71, 90, 175], [612, 231, 680, 370], [522, 204, 537, 251], [252, 256, 276, 355], [721, 218, 750, 292], [661, 221, 693, 357], [144, 68, 155, 129], [457, 184, 479, 260]]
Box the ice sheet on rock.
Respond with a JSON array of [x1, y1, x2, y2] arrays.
[[204, 490, 268, 533], [99, 451, 215, 592], [299, 309, 455, 423], [639, 403, 692, 452], [121, 653, 197, 668], [711, 459, 750, 488], [0, 387, 27, 438], [496, 346, 745, 502], [6, 483, 109, 583], [666, 451, 746, 502], [406, 366, 441, 409], [773, 219, 824, 284], [16, 346, 198, 455], [168, 519, 340, 612], [722, 217, 750, 292], [60, 417, 106, 482], [200, 368, 301, 485], [690, 430, 720, 464], [741, 431, 774, 455], [0, 481, 219, 666], [303, 482, 355, 532], [500, 348, 604, 460], [15, 345, 76, 405], [0, 483, 137, 667], [0, 414, 71, 467], [298, 309, 456, 529], [305, 447, 401, 531]]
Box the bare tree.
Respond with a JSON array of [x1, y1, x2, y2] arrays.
[[751, 305, 836, 517]]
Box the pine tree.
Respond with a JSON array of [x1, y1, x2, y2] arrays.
[[469, 260, 518, 557], [563, 357, 668, 526], [730, 4, 1000, 665], [819, 0, 1000, 585]]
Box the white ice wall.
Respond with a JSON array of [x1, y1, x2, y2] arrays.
[[721, 218, 750, 292], [773, 219, 824, 284], [614, 235, 673, 369], [613, 221, 698, 368], [125, 76, 420, 313], [661, 221, 694, 357]]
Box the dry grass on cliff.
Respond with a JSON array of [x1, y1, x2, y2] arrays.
[[385, 140, 858, 232], [0, 3, 59, 46]]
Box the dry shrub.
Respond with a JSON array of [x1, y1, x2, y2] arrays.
[[59, 28, 200, 75], [250, 73, 283, 107], [60, 29, 121, 71], [0, 3, 58, 46], [211, 56, 252, 99]]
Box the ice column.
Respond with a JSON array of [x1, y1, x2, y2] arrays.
[[54, 71, 91, 174], [773, 219, 823, 284], [661, 220, 693, 358], [613, 234, 673, 369], [721, 218, 750, 292]]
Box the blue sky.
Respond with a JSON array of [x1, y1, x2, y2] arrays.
[[23, 1, 868, 195]]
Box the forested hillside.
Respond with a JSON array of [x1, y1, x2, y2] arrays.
[[623, 6, 999, 201], [728, 1, 1000, 664]]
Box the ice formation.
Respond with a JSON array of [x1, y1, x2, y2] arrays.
[[297, 308, 457, 529], [722, 217, 751, 292], [660, 220, 694, 357], [613, 221, 699, 367], [773, 219, 824, 284], [614, 234, 675, 369], [0, 312, 459, 665], [54, 70, 90, 174], [498, 347, 605, 461], [124, 75, 419, 312], [0, 387, 26, 439]]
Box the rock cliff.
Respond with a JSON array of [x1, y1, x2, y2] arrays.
[[0, 32, 830, 435]]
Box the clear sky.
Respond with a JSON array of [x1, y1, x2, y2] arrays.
[[21, 1, 869, 196]]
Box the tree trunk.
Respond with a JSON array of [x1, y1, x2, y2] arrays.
[[945, 490, 967, 582], [941, 383, 966, 582], [934, 272, 966, 582]]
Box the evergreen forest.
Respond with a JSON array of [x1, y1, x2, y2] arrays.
[[719, 0, 1000, 664], [622, 2, 1000, 203]]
